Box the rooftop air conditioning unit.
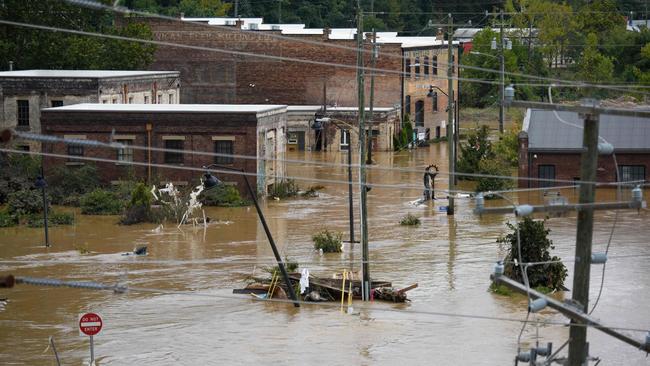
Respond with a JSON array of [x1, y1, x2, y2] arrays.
[[249, 23, 259, 30], [271, 25, 282, 31], [224, 20, 236, 26]]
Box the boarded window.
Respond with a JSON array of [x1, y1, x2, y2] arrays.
[[17, 100, 29, 126], [164, 140, 184, 164], [214, 140, 234, 165]]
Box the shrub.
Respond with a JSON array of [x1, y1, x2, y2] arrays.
[[129, 182, 152, 207], [80, 189, 124, 215], [119, 183, 154, 225], [199, 184, 247, 206], [264, 258, 299, 276], [475, 157, 514, 194], [7, 189, 46, 216], [48, 165, 100, 205], [269, 179, 300, 199], [400, 213, 421, 226], [0, 209, 18, 227], [26, 212, 74, 227], [312, 229, 343, 253], [493, 125, 520, 167], [457, 125, 493, 179], [0, 154, 41, 204], [497, 218, 567, 291]]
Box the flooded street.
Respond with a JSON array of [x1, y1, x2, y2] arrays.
[[1, 143, 649, 365]]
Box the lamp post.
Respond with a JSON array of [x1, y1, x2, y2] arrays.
[[35, 171, 50, 248], [201, 164, 300, 307]]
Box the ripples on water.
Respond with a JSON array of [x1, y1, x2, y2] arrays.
[[1, 146, 649, 365]]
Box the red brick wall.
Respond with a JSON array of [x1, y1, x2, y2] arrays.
[[132, 18, 402, 107], [41, 111, 260, 197]]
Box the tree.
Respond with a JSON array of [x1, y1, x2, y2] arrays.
[[576, 33, 614, 84], [498, 218, 568, 291], [457, 125, 493, 177], [0, 0, 156, 71]]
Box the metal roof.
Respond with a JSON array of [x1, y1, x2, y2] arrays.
[[0, 70, 179, 78], [525, 108, 650, 151]]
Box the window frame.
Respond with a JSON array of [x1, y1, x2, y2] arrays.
[[414, 56, 420, 78], [538, 164, 556, 188], [116, 139, 134, 163], [424, 56, 430, 76], [214, 139, 234, 165], [414, 100, 425, 127], [17, 100, 29, 127], [164, 139, 184, 164], [618, 165, 645, 183]]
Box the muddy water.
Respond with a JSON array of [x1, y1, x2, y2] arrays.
[[1, 143, 649, 365]]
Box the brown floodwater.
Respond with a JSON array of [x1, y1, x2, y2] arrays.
[[1, 143, 649, 365]]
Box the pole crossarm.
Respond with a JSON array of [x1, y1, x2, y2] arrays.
[[491, 274, 650, 353], [476, 200, 644, 215]]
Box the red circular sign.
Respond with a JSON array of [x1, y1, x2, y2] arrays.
[[79, 313, 103, 336]]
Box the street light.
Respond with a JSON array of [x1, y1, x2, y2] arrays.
[[34, 173, 50, 248], [201, 164, 300, 307]]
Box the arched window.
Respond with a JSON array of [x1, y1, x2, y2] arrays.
[[424, 56, 430, 76], [414, 57, 420, 78], [415, 100, 425, 127], [432, 55, 438, 75], [405, 57, 411, 76]]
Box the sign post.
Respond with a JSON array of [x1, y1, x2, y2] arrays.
[[79, 313, 102, 365]]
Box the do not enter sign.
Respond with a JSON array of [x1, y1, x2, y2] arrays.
[[79, 313, 103, 336]]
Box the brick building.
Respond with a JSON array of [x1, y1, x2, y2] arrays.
[[40, 104, 287, 196], [518, 109, 650, 188], [286, 106, 399, 152], [0, 70, 180, 150]]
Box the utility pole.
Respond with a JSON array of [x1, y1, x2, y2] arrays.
[[356, 1, 370, 301], [568, 100, 600, 366], [446, 14, 455, 216], [499, 10, 505, 134], [235, 0, 239, 17], [367, 28, 377, 165], [278, 0, 281, 23]]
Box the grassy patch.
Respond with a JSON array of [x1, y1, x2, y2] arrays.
[[400, 213, 421, 226], [313, 229, 343, 253], [26, 212, 74, 227], [80, 189, 124, 215], [489, 282, 514, 296]]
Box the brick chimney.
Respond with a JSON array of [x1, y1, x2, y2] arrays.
[[323, 27, 332, 39], [436, 28, 445, 42]]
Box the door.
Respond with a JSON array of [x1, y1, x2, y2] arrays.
[[538, 165, 556, 188]]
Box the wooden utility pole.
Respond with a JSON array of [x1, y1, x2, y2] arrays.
[[498, 10, 505, 134], [446, 14, 455, 216], [367, 28, 377, 165], [356, 2, 370, 301], [568, 101, 600, 366]]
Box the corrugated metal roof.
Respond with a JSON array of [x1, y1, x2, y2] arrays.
[[526, 109, 650, 151]]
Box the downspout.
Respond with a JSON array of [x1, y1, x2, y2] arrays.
[[146, 122, 152, 184]]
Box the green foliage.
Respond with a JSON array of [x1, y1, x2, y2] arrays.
[[119, 183, 153, 225], [498, 217, 567, 291], [399, 213, 421, 226], [48, 165, 101, 206], [475, 157, 514, 194], [26, 212, 74, 228], [457, 125, 493, 178], [0, 208, 18, 228], [263, 257, 299, 276], [269, 179, 300, 199], [130, 183, 153, 207], [7, 189, 46, 216], [577, 33, 614, 85], [312, 229, 342, 253], [492, 125, 520, 167], [80, 189, 124, 215], [394, 118, 414, 151], [0, 0, 156, 70], [199, 184, 248, 206], [489, 282, 514, 296], [0, 154, 41, 204]]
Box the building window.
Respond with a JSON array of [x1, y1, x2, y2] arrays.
[[415, 100, 425, 127], [214, 140, 234, 165], [157, 94, 162, 104], [618, 165, 645, 183], [538, 165, 556, 188], [102, 99, 108, 104], [128, 97, 133, 104], [432, 55, 438, 74], [340, 130, 350, 150], [51, 100, 63, 107], [67, 143, 84, 158], [405, 95, 411, 116], [164, 140, 184, 164], [17, 145, 30, 151], [424, 56, 430, 76], [405, 58, 411, 76], [116, 139, 133, 163], [414, 56, 420, 78], [168, 93, 174, 104], [112, 98, 118, 104], [144, 96, 149, 104], [431, 92, 438, 112], [17, 100, 29, 127]]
